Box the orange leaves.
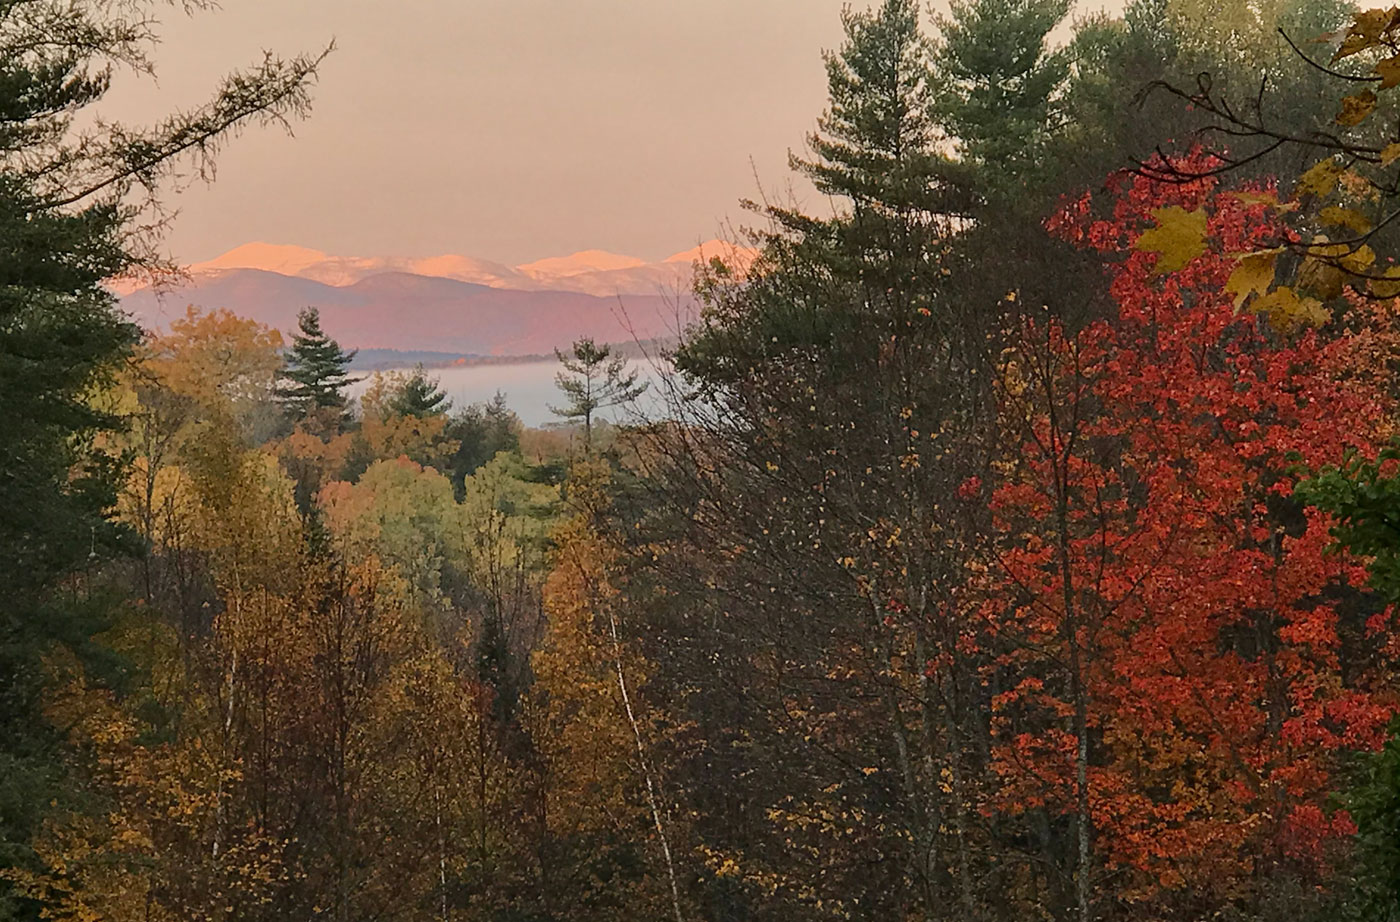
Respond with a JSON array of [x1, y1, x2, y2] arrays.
[[991, 169, 1400, 908]]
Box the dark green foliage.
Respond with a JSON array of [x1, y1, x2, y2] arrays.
[[1297, 448, 1400, 603], [0, 186, 134, 597], [1058, 0, 1354, 192], [1337, 721, 1400, 921], [799, 0, 963, 216], [389, 365, 450, 417], [446, 392, 521, 495], [550, 338, 647, 451], [679, 0, 977, 388], [277, 307, 359, 419], [1295, 449, 1400, 920], [932, 0, 1073, 205], [0, 4, 324, 920]]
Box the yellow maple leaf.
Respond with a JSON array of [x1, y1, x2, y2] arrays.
[[1372, 266, 1400, 298], [1250, 286, 1331, 329], [1298, 159, 1345, 197], [1341, 244, 1378, 273], [1383, 142, 1400, 167], [1319, 206, 1373, 234], [1338, 89, 1378, 126], [1133, 205, 1208, 274], [1228, 190, 1300, 212], [1299, 255, 1347, 300], [1224, 250, 1279, 311]]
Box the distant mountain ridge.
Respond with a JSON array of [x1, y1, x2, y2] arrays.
[[180, 238, 753, 297], [121, 267, 694, 357], [118, 239, 753, 357]]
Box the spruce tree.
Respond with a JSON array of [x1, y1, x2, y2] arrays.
[[550, 338, 647, 452], [277, 307, 359, 420]]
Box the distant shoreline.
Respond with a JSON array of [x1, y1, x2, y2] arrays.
[[350, 338, 673, 372]]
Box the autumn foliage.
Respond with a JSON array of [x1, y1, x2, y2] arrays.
[[985, 160, 1400, 913]]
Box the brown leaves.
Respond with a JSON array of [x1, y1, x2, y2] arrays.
[[1377, 54, 1400, 88], [1228, 190, 1296, 211], [1333, 7, 1400, 62], [1338, 90, 1378, 127]]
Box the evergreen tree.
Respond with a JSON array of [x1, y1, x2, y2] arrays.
[[652, 4, 1005, 916], [679, 0, 978, 388], [550, 338, 647, 452], [931, 0, 1073, 206], [388, 364, 450, 418], [798, 0, 954, 215], [0, 4, 324, 921], [277, 307, 359, 419], [446, 392, 521, 495]]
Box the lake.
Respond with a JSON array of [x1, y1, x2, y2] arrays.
[[349, 358, 671, 427]]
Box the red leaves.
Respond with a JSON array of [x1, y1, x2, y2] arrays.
[[988, 161, 1398, 906], [956, 475, 982, 500]]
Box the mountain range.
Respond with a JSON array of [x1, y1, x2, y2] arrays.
[[119, 240, 754, 358]]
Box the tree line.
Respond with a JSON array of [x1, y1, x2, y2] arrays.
[[13, 1, 1400, 922]]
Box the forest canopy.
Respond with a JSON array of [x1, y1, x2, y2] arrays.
[[14, 2, 1400, 922]]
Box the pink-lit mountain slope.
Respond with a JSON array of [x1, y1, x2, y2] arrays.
[[177, 239, 756, 296], [120, 268, 693, 356]]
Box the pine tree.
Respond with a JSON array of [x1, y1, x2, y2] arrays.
[[388, 365, 450, 418], [797, 0, 961, 219], [931, 0, 1073, 206], [678, 0, 975, 387], [550, 339, 647, 452], [277, 307, 359, 420]]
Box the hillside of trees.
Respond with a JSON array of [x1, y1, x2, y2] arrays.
[[16, 1, 1400, 921]]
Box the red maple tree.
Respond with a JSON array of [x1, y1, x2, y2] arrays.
[[981, 158, 1400, 916]]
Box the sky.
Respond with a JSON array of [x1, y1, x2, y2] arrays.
[[101, 0, 863, 266], [102, 1, 1121, 267]]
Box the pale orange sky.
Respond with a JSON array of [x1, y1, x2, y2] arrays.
[[104, 1, 1116, 266]]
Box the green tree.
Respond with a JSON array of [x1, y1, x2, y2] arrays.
[[800, 0, 958, 219], [651, 4, 1009, 919], [277, 307, 359, 421], [550, 339, 647, 452], [388, 364, 450, 418], [0, 4, 324, 920], [678, 0, 975, 388], [1297, 450, 1400, 920], [932, 0, 1073, 206], [446, 392, 521, 495]]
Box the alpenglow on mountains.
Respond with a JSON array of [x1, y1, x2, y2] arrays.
[[120, 240, 754, 358]]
